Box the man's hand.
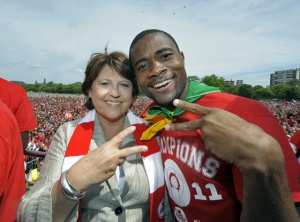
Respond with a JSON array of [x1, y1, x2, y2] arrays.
[[165, 99, 281, 170]]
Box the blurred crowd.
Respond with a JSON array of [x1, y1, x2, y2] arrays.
[[25, 95, 300, 154], [25, 94, 152, 153], [260, 99, 300, 139]]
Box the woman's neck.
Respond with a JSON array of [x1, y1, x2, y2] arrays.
[[97, 114, 125, 141]]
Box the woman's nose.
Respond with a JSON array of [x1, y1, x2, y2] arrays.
[[109, 86, 120, 97]]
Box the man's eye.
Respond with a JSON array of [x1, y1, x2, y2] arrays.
[[161, 53, 172, 59], [137, 63, 148, 71]]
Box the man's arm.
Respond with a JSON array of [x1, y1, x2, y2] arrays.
[[166, 99, 299, 221], [240, 134, 298, 221]]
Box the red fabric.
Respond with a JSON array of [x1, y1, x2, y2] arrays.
[[133, 123, 165, 221], [65, 121, 94, 156], [0, 78, 38, 132], [139, 100, 156, 118], [0, 101, 26, 222], [290, 130, 300, 152], [133, 123, 162, 156], [63, 110, 164, 221], [146, 92, 300, 221]]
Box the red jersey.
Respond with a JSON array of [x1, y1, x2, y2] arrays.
[[0, 78, 38, 132], [156, 92, 300, 222], [290, 130, 300, 152], [0, 101, 26, 221], [289, 130, 300, 164]]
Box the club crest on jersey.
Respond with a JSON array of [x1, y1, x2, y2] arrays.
[[164, 159, 191, 206], [174, 207, 188, 222], [158, 199, 164, 218]]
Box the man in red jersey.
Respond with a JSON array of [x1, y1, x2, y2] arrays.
[[129, 29, 300, 221], [0, 78, 38, 150], [0, 100, 26, 221]]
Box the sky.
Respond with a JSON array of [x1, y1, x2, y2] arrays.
[[1, 0, 300, 88]]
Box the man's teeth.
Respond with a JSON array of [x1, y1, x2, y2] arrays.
[[153, 80, 171, 88]]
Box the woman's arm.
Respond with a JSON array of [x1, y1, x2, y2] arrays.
[[18, 123, 78, 222]]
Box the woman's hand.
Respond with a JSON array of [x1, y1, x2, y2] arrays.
[[67, 126, 147, 192]]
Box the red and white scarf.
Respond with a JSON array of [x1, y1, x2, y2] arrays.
[[61, 109, 165, 221]]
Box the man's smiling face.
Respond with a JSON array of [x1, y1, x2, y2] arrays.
[[130, 32, 188, 110]]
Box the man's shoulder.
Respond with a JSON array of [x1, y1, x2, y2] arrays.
[[199, 91, 237, 100], [0, 78, 26, 94], [199, 92, 260, 105], [197, 92, 272, 119], [0, 101, 19, 133]]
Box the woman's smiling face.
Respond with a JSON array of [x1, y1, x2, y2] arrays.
[[89, 64, 134, 123]]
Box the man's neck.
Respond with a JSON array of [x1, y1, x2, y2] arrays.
[[180, 81, 189, 99]]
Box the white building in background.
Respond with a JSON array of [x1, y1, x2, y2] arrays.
[[224, 79, 244, 86], [270, 68, 300, 87], [236, 80, 243, 85], [225, 79, 235, 86]]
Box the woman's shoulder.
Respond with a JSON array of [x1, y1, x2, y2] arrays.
[[63, 117, 82, 127], [56, 117, 84, 135]]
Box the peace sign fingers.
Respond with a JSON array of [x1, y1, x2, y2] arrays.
[[165, 99, 211, 131], [173, 99, 212, 116]]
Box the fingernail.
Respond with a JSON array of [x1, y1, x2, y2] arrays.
[[142, 146, 148, 152], [173, 99, 179, 106], [165, 124, 170, 130]]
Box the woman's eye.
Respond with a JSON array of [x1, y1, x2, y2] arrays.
[[100, 82, 109, 86], [120, 83, 130, 87]]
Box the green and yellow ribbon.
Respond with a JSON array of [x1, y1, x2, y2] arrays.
[[141, 81, 222, 140]]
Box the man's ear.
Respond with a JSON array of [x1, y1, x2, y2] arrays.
[[180, 51, 185, 64]]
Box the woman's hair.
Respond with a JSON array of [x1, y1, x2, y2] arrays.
[[82, 51, 139, 110]]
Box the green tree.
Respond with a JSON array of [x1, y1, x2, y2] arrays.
[[47, 81, 54, 86], [24, 84, 37, 92], [201, 74, 226, 89], [253, 85, 264, 91], [287, 79, 300, 87], [39, 84, 47, 92], [56, 83, 64, 93], [285, 86, 300, 101], [254, 88, 274, 100], [227, 85, 240, 95], [238, 84, 254, 99], [271, 84, 289, 100], [187, 75, 200, 83], [71, 82, 82, 94], [222, 84, 235, 93]]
